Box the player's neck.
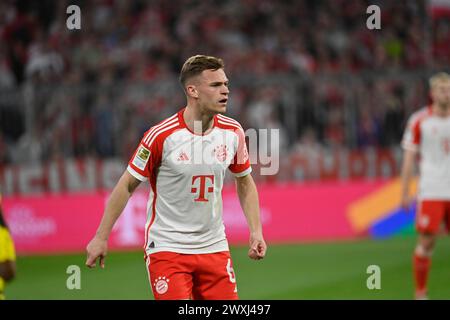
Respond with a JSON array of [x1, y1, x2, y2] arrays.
[[432, 103, 450, 117], [183, 106, 215, 134]]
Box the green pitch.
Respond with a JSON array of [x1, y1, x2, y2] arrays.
[[5, 235, 450, 299]]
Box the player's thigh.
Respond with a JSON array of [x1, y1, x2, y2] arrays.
[[416, 200, 446, 234], [192, 251, 238, 300], [146, 251, 194, 300], [416, 232, 436, 251]]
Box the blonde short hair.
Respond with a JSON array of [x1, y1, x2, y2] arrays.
[[429, 72, 450, 89], [179, 55, 224, 86]]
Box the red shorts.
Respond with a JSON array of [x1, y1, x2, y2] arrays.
[[416, 200, 450, 234], [145, 251, 238, 300]]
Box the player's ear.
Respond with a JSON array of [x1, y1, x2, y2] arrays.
[[186, 84, 199, 99]]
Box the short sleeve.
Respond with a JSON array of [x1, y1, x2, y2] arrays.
[[401, 114, 421, 152], [127, 131, 161, 182], [0, 227, 16, 262], [228, 127, 252, 177]]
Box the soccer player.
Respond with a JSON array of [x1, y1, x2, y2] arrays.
[[0, 193, 16, 300], [400, 72, 450, 300], [86, 55, 267, 300]]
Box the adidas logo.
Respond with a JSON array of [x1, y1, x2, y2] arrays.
[[177, 151, 189, 161]]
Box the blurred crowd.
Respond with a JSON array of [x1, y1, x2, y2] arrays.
[[0, 0, 449, 165]]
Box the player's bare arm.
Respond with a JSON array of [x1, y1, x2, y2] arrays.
[[86, 170, 141, 268], [400, 148, 416, 210], [235, 174, 267, 260]]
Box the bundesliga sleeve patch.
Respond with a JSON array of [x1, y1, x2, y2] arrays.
[[132, 145, 150, 170]]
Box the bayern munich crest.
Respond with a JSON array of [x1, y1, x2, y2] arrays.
[[153, 276, 170, 294], [214, 144, 228, 162]]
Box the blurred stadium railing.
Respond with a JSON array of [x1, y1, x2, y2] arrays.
[[0, 70, 440, 189]]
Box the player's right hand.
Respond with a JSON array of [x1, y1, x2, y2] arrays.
[[86, 237, 108, 269], [248, 232, 267, 260], [401, 194, 412, 212]]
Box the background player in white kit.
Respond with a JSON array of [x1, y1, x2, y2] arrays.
[[85, 55, 267, 299], [400, 72, 450, 300]]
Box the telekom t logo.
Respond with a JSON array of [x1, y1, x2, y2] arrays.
[[191, 175, 214, 202]]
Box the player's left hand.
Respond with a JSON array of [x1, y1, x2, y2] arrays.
[[248, 232, 267, 260]]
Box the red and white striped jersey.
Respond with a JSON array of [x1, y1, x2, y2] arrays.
[[402, 105, 450, 200], [127, 108, 252, 255]]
